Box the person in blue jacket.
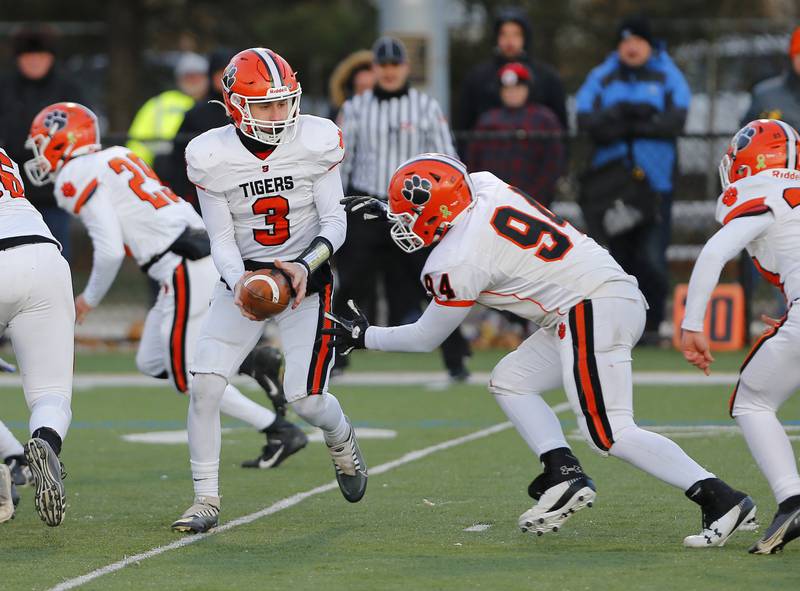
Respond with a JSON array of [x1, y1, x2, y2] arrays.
[[576, 14, 690, 344]]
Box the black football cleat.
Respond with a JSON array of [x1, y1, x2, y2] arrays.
[[519, 472, 596, 535], [24, 438, 67, 527], [684, 478, 756, 548], [242, 417, 308, 469], [327, 419, 367, 503], [5, 454, 34, 487], [749, 496, 800, 555], [239, 345, 288, 415]]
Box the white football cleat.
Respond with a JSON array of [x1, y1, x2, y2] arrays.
[[0, 464, 15, 524], [519, 476, 596, 536], [171, 496, 220, 534], [683, 495, 756, 548]]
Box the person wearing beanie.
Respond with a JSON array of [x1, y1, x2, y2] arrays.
[[742, 26, 800, 130], [126, 52, 209, 173], [466, 62, 564, 206], [167, 48, 237, 206], [576, 14, 691, 345], [0, 25, 86, 262], [456, 7, 567, 140]]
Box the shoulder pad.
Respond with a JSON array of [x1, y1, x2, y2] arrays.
[[55, 153, 102, 215], [297, 115, 345, 172], [715, 174, 777, 225], [185, 126, 232, 192]]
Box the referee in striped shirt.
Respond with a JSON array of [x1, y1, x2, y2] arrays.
[[335, 36, 471, 380]]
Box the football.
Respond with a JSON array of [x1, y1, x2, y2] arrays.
[[239, 269, 292, 320]]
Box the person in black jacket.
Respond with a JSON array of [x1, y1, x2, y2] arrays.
[[0, 26, 85, 261], [457, 7, 567, 140], [167, 48, 236, 207]]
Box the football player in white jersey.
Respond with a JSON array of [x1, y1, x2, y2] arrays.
[[682, 119, 800, 554], [176, 47, 366, 533], [24, 102, 309, 475], [0, 147, 74, 526], [330, 153, 755, 546]]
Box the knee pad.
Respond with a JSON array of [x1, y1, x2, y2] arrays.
[[190, 373, 227, 411], [290, 395, 327, 423]]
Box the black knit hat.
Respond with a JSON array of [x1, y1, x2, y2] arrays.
[[494, 7, 532, 51], [616, 15, 653, 47], [11, 25, 57, 56]]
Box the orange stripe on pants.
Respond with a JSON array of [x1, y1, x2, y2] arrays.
[[310, 283, 333, 395], [574, 302, 613, 450], [171, 263, 189, 393]]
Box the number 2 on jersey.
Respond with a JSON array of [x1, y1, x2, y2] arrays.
[[252, 196, 290, 246], [107, 152, 179, 209], [0, 151, 25, 198]]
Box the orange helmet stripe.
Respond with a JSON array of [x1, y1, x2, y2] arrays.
[[251, 47, 284, 88]]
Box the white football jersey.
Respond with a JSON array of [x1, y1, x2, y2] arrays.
[[185, 115, 345, 262], [421, 172, 640, 328], [715, 168, 800, 302], [0, 148, 57, 244], [55, 146, 203, 266]]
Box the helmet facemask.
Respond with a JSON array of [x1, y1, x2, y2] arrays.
[[229, 87, 301, 145]]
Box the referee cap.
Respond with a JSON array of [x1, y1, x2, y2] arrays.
[[372, 36, 408, 65]]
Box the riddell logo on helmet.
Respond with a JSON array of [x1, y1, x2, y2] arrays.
[[771, 169, 800, 180], [267, 86, 290, 95]]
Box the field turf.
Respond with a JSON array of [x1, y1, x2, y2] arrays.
[[0, 347, 798, 590]]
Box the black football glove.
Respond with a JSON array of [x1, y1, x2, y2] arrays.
[[340, 195, 389, 222], [322, 299, 370, 356]]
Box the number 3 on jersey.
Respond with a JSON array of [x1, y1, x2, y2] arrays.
[[252, 196, 290, 246]]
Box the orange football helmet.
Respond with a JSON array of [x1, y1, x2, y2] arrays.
[[719, 119, 800, 189], [387, 153, 475, 253], [220, 48, 301, 144], [25, 102, 100, 186]]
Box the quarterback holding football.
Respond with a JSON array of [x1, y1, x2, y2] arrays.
[[177, 47, 367, 533]]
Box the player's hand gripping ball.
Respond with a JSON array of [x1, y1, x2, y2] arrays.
[[239, 269, 293, 320]]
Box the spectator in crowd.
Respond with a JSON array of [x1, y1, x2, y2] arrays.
[[457, 6, 567, 143], [466, 62, 564, 206], [337, 36, 471, 380], [168, 48, 236, 205], [328, 49, 375, 121], [127, 52, 208, 180], [576, 14, 690, 344], [0, 25, 85, 261], [741, 26, 800, 129]]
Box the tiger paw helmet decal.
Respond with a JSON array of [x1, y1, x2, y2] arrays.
[[222, 65, 237, 92], [401, 175, 432, 207], [43, 109, 68, 133]]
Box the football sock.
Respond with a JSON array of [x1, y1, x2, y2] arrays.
[[31, 427, 62, 456], [29, 394, 71, 442], [608, 425, 714, 490], [736, 411, 800, 504], [540, 447, 584, 476], [0, 420, 24, 459], [188, 373, 225, 498], [492, 392, 569, 457], [290, 393, 349, 446], [219, 384, 276, 431]]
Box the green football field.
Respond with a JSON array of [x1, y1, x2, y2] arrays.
[[1, 347, 798, 590]]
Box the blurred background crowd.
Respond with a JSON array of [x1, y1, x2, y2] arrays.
[[1, 0, 798, 371]]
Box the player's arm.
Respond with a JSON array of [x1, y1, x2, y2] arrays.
[[681, 214, 773, 373], [324, 299, 472, 354], [196, 187, 256, 318], [76, 189, 126, 322], [276, 166, 347, 309]]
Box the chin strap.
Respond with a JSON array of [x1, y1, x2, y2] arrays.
[[294, 236, 333, 275]]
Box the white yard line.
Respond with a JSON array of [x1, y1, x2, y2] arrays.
[[47, 401, 572, 591], [0, 372, 738, 390]]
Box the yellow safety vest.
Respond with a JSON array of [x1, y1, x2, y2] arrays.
[[126, 90, 195, 166]]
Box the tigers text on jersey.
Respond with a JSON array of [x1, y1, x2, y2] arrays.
[[185, 115, 345, 263], [54, 146, 203, 269], [421, 172, 641, 328], [714, 168, 800, 303], [0, 148, 57, 244]]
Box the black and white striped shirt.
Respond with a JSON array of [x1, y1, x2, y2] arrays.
[[338, 87, 456, 198]]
